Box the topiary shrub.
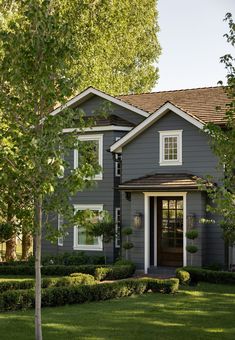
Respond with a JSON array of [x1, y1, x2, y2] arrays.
[[175, 269, 190, 285]]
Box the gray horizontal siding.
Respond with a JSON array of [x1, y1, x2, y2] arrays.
[[76, 95, 144, 126], [122, 110, 222, 182]]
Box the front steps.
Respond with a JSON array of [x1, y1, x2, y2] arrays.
[[147, 266, 176, 278]]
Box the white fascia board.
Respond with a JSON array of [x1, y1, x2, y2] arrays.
[[50, 87, 149, 118], [63, 125, 133, 133], [110, 102, 205, 153]]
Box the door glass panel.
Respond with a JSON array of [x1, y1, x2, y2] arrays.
[[162, 200, 168, 209], [160, 198, 183, 249]]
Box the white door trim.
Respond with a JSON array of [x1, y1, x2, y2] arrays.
[[143, 192, 187, 274]]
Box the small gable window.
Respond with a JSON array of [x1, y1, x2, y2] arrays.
[[159, 130, 182, 166]]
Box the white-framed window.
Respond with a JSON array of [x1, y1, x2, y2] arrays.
[[115, 207, 121, 248], [73, 204, 103, 251], [58, 214, 63, 246], [115, 153, 122, 177], [115, 137, 121, 177], [159, 130, 182, 166], [74, 134, 103, 180]]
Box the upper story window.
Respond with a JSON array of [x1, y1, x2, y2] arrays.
[[73, 204, 103, 251], [159, 130, 182, 166], [74, 134, 103, 180], [115, 137, 121, 177], [57, 214, 63, 246]]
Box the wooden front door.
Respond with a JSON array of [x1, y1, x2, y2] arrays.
[[157, 197, 183, 267]]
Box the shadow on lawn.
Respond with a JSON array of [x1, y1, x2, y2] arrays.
[[1, 283, 235, 340]]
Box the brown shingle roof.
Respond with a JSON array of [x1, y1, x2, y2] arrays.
[[118, 87, 229, 125], [119, 173, 211, 191]]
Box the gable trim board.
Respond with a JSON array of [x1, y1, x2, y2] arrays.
[[63, 125, 133, 133], [110, 102, 205, 153], [51, 87, 149, 118]]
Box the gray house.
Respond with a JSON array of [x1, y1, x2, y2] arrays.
[[42, 86, 231, 273]]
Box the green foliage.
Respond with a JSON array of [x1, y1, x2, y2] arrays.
[[79, 211, 115, 244], [122, 241, 134, 250], [175, 269, 191, 285], [0, 263, 135, 278], [186, 229, 199, 240], [122, 227, 133, 236], [186, 245, 198, 254], [183, 266, 235, 285], [202, 13, 235, 247], [0, 274, 95, 293], [0, 278, 179, 312], [94, 265, 135, 281], [40, 252, 105, 266]]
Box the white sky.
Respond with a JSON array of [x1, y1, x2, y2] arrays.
[[155, 0, 235, 91]]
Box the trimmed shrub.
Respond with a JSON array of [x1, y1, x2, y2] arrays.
[[183, 266, 235, 285], [0, 252, 105, 267], [94, 265, 135, 281], [0, 264, 135, 279], [175, 269, 190, 285], [0, 280, 34, 293], [0, 278, 179, 311], [0, 274, 96, 293]]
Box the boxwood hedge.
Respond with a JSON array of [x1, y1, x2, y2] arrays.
[[0, 264, 135, 279], [0, 278, 179, 311], [180, 266, 235, 285]]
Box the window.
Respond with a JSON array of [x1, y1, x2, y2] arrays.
[[115, 208, 121, 248], [58, 214, 63, 246], [115, 153, 122, 177], [74, 134, 103, 180], [73, 204, 103, 251], [115, 137, 121, 177], [159, 130, 182, 166]]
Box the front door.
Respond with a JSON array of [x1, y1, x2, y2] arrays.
[[157, 197, 183, 267]]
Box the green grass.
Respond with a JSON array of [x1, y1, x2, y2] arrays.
[[1, 282, 235, 340]]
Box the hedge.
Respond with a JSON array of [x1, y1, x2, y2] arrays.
[[0, 273, 96, 293], [0, 278, 179, 311], [0, 252, 105, 266], [181, 267, 235, 285], [0, 264, 135, 280]]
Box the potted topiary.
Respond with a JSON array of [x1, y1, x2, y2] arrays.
[[122, 227, 134, 260], [186, 228, 199, 266]]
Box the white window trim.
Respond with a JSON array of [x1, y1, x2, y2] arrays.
[[159, 130, 182, 166], [74, 134, 103, 180], [58, 214, 63, 246], [73, 204, 103, 251], [115, 207, 121, 248]]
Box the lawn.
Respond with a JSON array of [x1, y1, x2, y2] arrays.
[[0, 282, 235, 340]]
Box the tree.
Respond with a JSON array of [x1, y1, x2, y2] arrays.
[[203, 13, 235, 269], [0, 1, 161, 338]]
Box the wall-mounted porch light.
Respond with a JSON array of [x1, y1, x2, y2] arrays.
[[133, 212, 142, 229], [187, 213, 196, 229]]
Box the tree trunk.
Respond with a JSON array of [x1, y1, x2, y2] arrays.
[[22, 232, 33, 260], [5, 236, 17, 261], [35, 195, 42, 340]]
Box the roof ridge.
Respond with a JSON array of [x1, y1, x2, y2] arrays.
[[118, 85, 223, 97]]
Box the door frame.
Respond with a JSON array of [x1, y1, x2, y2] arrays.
[[144, 192, 187, 274]]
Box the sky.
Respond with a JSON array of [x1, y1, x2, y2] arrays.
[[155, 0, 235, 91]]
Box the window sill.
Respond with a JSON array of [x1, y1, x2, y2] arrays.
[[73, 246, 103, 251], [159, 161, 182, 166]]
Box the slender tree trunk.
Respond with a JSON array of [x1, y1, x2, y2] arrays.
[[5, 235, 17, 261], [22, 232, 33, 260], [35, 195, 43, 340]]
